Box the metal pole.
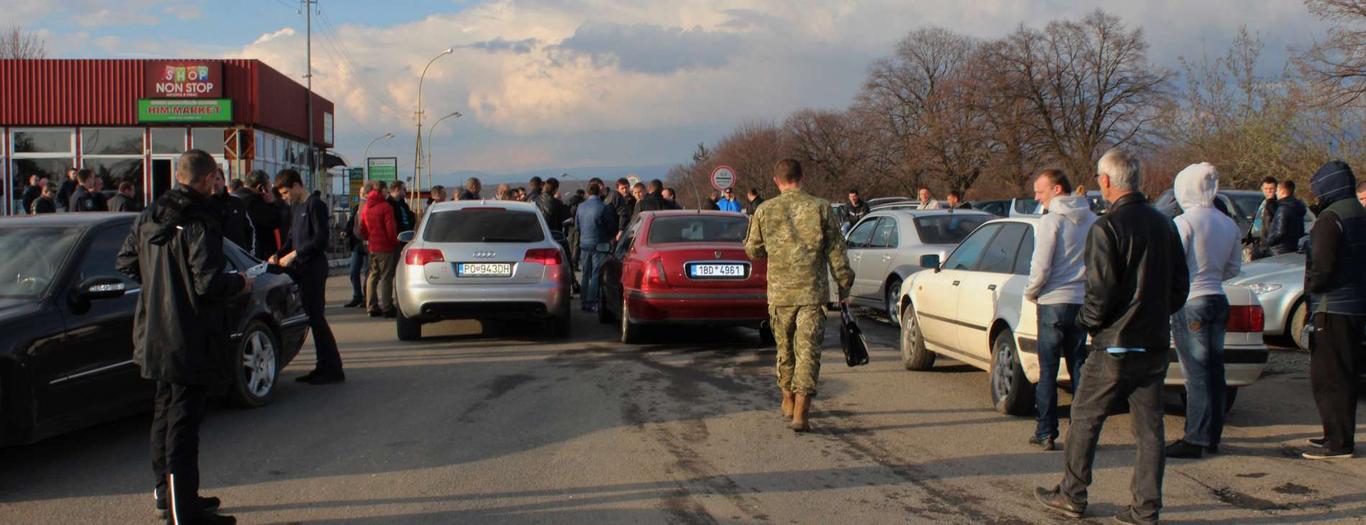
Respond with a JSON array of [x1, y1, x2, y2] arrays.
[[362, 132, 393, 188], [414, 48, 453, 206], [305, 0, 316, 190], [425, 112, 461, 190]]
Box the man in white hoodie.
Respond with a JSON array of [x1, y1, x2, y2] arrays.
[[1165, 163, 1242, 459], [1023, 169, 1098, 451]]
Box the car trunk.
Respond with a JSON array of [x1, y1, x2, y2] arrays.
[[418, 243, 557, 286], [646, 243, 766, 292]]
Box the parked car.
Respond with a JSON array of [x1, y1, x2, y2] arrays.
[[395, 200, 573, 340], [1154, 189, 1313, 240], [971, 198, 1041, 217], [1227, 252, 1308, 350], [866, 196, 914, 208], [597, 210, 771, 344], [895, 217, 1269, 416], [844, 209, 994, 325], [0, 213, 308, 445]]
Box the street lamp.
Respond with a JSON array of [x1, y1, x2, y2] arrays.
[[362, 132, 394, 187], [425, 111, 462, 190], [413, 47, 454, 204]]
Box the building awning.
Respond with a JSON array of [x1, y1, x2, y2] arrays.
[[317, 150, 348, 170]]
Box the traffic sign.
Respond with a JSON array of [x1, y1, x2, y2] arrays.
[[710, 165, 736, 191], [626, 174, 641, 187], [367, 157, 398, 182]]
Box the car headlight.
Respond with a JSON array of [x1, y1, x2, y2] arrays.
[[1246, 283, 1283, 295]]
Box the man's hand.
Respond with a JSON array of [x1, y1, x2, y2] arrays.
[[280, 251, 297, 267], [268, 254, 279, 265]]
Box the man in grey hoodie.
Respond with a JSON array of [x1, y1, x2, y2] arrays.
[[1023, 169, 1097, 451], [1165, 163, 1242, 459]]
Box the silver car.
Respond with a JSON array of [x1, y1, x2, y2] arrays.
[[394, 200, 573, 340], [845, 209, 994, 324], [1227, 252, 1308, 349]]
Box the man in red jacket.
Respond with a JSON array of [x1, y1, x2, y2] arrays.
[[359, 181, 399, 317]]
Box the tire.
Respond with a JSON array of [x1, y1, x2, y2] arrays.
[[231, 321, 279, 408], [885, 277, 902, 327], [990, 329, 1035, 416], [549, 310, 572, 339], [620, 296, 644, 344], [759, 321, 776, 346], [597, 286, 614, 324], [1289, 300, 1308, 351], [899, 303, 936, 370], [396, 309, 422, 341]]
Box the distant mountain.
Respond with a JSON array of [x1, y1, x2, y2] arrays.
[[428, 164, 674, 188]]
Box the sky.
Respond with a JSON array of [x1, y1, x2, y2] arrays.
[[11, 0, 1330, 184]]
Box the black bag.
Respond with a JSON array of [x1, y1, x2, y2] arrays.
[[839, 305, 870, 367]]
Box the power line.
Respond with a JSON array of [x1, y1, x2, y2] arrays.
[[315, 9, 408, 120]]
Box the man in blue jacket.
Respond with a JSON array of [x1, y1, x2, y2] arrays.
[[575, 181, 617, 312]]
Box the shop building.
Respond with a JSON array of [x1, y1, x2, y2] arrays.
[[0, 59, 335, 215]]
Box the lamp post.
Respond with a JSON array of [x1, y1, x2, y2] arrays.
[[425, 111, 462, 192], [413, 47, 454, 205], [362, 132, 394, 187]]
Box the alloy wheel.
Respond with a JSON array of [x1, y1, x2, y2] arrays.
[[242, 330, 277, 398]]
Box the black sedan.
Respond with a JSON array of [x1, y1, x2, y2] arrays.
[[0, 213, 309, 445]]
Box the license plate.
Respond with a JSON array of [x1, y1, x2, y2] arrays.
[[456, 263, 513, 277], [689, 263, 746, 279]]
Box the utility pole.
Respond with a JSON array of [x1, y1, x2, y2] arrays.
[[304, 0, 316, 190]]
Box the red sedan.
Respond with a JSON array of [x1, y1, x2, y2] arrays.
[[597, 210, 772, 344]]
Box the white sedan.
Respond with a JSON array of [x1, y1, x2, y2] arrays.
[[896, 217, 1269, 416]]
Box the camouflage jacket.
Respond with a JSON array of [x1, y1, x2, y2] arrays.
[[745, 188, 855, 306]]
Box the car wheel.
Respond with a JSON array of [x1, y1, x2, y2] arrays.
[[620, 296, 644, 344], [396, 308, 422, 341], [899, 302, 936, 370], [1290, 300, 1308, 351], [231, 321, 279, 408], [549, 310, 572, 339], [885, 278, 902, 327], [990, 328, 1034, 416], [597, 286, 614, 324]]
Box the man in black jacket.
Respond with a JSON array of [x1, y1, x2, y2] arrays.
[[536, 177, 572, 234], [1035, 148, 1188, 525], [108, 181, 143, 213], [605, 178, 635, 241], [1266, 180, 1307, 255], [56, 168, 78, 212], [389, 180, 417, 235], [69, 169, 108, 212], [342, 199, 368, 308], [116, 149, 246, 525], [1301, 161, 1366, 460], [639, 179, 667, 213], [20, 174, 44, 214], [273, 170, 345, 384], [237, 171, 280, 261], [211, 170, 253, 250]]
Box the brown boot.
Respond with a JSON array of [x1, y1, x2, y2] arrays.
[[789, 394, 811, 432], [781, 390, 795, 419]]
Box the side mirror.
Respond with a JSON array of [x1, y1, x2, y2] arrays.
[[397, 231, 415, 243], [77, 277, 128, 301], [919, 254, 941, 270]]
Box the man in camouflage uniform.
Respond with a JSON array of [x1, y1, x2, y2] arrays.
[[744, 159, 855, 432]]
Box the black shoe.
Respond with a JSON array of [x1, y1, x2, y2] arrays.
[[178, 513, 236, 525], [1305, 437, 1328, 448], [1034, 486, 1085, 518], [1165, 440, 1205, 459], [306, 370, 346, 385], [383, 309, 397, 318], [1113, 508, 1149, 524], [156, 495, 222, 518], [1028, 435, 1057, 451], [368, 309, 382, 318], [1302, 449, 1354, 460], [344, 298, 363, 308], [1205, 443, 1219, 454], [295, 370, 318, 383]]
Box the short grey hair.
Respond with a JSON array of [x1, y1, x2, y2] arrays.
[[1097, 148, 1141, 192]]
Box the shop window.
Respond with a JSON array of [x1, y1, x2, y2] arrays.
[[83, 158, 145, 195], [82, 128, 143, 155], [12, 130, 72, 154], [192, 128, 226, 155], [9, 129, 74, 214], [151, 128, 186, 154]]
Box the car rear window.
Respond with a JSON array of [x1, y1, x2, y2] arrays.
[[424, 208, 546, 243], [914, 215, 991, 244], [647, 216, 748, 244]]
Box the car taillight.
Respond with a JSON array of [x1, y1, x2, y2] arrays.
[[1226, 305, 1264, 333], [405, 248, 445, 266], [644, 258, 668, 287], [524, 248, 562, 266]]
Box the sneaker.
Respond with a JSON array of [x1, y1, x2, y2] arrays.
[[1305, 437, 1328, 448], [1165, 440, 1205, 459], [1028, 435, 1057, 451], [1302, 449, 1354, 460], [1034, 486, 1085, 518]]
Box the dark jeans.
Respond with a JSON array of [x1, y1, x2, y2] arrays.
[[1310, 312, 1365, 452], [299, 263, 344, 373], [1060, 348, 1169, 524], [1171, 294, 1230, 447], [579, 246, 606, 308], [1035, 303, 1088, 440], [151, 382, 207, 515], [348, 245, 368, 300]]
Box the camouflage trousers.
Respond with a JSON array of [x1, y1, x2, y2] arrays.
[[769, 304, 825, 396]]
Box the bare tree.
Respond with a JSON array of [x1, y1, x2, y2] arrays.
[[1297, 0, 1366, 106], [1, 25, 47, 59]]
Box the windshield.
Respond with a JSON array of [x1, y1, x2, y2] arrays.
[[424, 208, 546, 243], [648, 215, 749, 244], [1224, 193, 1263, 224], [0, 227, 81, 299], [914, 214, 992, 244]]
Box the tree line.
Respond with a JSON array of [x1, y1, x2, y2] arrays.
[[669, 3, 1366, 202]]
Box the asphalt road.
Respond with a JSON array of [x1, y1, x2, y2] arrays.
[[1, 276, 1363, 524]]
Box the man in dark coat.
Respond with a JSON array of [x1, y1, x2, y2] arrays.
[[237, 171, 280, 261], [211, 171, 253, 250], [342, 198, 368, 308], [604, 178, 635, 241], [116, 149, 246, 525], [273, 170, 345, 384], [108, 181, 143, 213], [69, 169, 108, 212], [536, 177, 572, 233], [20, 174, 44, 214], [32, 181, 58, 214], [1266, 180, 1307, 255], [56, 168, 78, 212], [389, 181, 417, 235]]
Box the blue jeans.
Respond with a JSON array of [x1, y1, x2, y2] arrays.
[[348, 246, 368, 300], [1172, 294, 1229, 447], [1035, 303, 1087, 440], [579, 246, 605, 308]]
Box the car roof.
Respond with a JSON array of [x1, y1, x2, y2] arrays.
[[427, 200, 539, 213], [639, 210, 748, 218], [869, 209, 994, 219], [0, 212, 135, 228]]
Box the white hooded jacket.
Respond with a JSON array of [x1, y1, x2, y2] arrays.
[[1024, 195, 1097, 304], [1174, 162, 1242, 300]]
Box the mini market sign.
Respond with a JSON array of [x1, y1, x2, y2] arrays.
[[138, 99, 233, 123]]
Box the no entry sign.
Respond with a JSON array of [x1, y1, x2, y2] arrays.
[[710, 165, 736, 191]]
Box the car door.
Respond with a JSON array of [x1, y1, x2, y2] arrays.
[[954, 223, 1029, 356], [38, 223, 147, 423], [843, 218, 880, 301], [860, 217, 899, 304], [913, 223, 1001, 352], [601, 221, 639, 316]]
